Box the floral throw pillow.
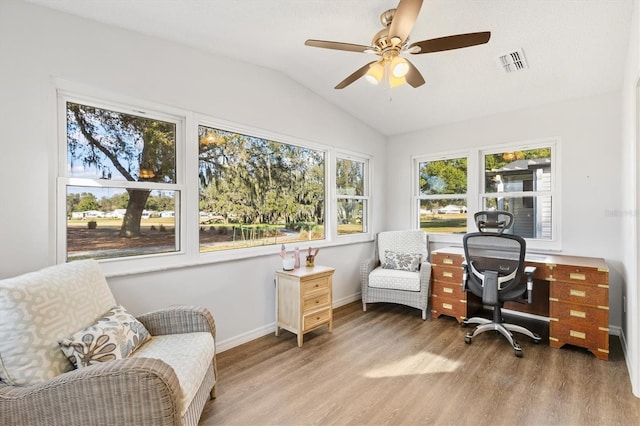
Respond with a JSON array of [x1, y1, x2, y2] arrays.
[[381, 250, 422, 272], [59, 305, 151, 369]]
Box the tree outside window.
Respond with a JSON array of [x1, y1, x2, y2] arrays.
[[198, 125, 325, 252], [336, 157, 368, 235], [63, 100, 180, 261], [416, 157, 468, 234]]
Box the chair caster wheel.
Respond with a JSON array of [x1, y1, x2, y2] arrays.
[[532, 334, 542, 344], [515, 348, 523, 357], [464, 335, 472, 344], [461, 321, 469, 328]]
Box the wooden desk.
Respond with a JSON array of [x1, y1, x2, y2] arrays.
[[430, 247, 609, 360], [275, 265, 334, 347]]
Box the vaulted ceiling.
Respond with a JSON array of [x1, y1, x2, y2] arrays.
[[24, 0, 634, 136]]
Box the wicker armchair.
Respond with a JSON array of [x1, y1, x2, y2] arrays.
[[0, 261, 217, 426], [360, 230, 431, 319]]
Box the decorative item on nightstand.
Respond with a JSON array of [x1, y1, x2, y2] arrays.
[[306, 247, 320, 267]]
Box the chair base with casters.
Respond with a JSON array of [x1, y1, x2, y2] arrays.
[[462, 303, 542, 357]]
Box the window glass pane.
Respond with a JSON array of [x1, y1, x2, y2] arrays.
[[67, 102, 176, 183], [484, 148, 551, 193], [67, 186, 179, 260], [198, 126, 325, 252], [418, 158, 467, 196], [336, 158, 364, 196], [419, 199, 467, 234], [482, 196, 552, 239], [338, 199, 366, 235]]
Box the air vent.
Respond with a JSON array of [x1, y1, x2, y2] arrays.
[[498, 48, 528, 73]]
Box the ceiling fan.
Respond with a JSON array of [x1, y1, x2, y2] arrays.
[[304, 0, 490, 89]]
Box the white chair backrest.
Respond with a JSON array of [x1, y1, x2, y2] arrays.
[[377, 230, 428, 262]]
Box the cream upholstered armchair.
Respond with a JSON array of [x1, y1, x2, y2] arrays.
[[360, 230, 431, 319], [0, 260, 216, 426]]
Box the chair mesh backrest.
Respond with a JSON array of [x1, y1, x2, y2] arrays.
[[377, 230, 428, 262], [463, 232, 526, 295]]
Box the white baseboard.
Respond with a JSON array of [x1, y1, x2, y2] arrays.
[[216, 292, 362, 353]]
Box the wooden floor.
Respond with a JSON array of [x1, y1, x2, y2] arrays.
[[200, 302, 640, 425]]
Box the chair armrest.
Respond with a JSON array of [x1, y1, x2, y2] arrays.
[[0, 357, 181, 426], [419, 261, 432, 292], [137, 305, 215, 337], [360, 258, 378, 288]]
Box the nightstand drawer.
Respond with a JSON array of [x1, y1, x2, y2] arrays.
[[303, 290, 330, 312], [550, 281, 608, 307], [431, 293, 466, 321], [303, 308, 331, 331], [301, 276, 331, 295]]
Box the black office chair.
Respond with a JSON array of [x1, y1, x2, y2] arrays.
[[462, 211, 541, 357]]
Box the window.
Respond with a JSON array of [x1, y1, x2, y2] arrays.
[[60, 97, 182, 262], [415, 156, 468, 234], [198, 125, 326, 252], [481, 145, 554, 240], [336, 155, 369, 235]]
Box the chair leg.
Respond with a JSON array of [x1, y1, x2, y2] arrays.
[[422, 309, 426, 320], [362, 301, 367, 312]]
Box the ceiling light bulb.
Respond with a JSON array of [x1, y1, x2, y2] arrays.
[[365, 61, 384, 85], [391, 56, 409, 78]]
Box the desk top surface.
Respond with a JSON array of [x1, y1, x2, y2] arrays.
[[432, 246, 608, 271]]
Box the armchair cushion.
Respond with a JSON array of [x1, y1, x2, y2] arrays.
[[368, 267, 421, 291], [0, 260, 116, 386], [59, 304, 151, 368], [381, 250, 422, 272], [131, 332, 215, 417]]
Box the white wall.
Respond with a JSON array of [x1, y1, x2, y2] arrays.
[[386, 92, 624, 330], [620, 0, 640, 398], [0, 0, 385, 349]]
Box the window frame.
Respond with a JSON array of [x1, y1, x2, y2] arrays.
[[479, 138, 560, 251], [335, 151, 371, 238], [56, 91, 187, 270], [412, 151, 471, 245], [54, 84, 374, 276]]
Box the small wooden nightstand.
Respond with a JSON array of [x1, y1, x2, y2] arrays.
[[275, 265, 334, 347]]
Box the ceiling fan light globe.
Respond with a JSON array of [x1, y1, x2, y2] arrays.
[[365, 62, 384, 85], [391, 57, 410, 78]]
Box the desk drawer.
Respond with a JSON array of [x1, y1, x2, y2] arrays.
[[302, 290, 330, 312], [550, 281, 608, 307], [549, 300, 608, 329], [431, 265, 463, 283], [431, 279, 465, 299], [431, 252, 464, 267], [550, 266, 608, 286], [549, 320, 609, 360], [430, 293, 466, 322], [303, 308, 331, 331]]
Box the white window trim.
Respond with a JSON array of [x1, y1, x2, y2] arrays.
[[479, 138, 561, 252], [334, 150, 373, 241], [52, 81, 374, 277], [412, 151, 470, 245]]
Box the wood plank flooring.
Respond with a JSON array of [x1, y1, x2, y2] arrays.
[[200, 302, 640, 425]]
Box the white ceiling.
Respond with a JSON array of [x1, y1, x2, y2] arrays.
[[23, 0, 634, 136]]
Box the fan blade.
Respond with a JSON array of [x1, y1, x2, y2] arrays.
[[410, 32, 491, 54], [335, 61, 377, 89], [305, 39, 372, 53], [404, 59, 425, 88], [388, 0, 423, 44]]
